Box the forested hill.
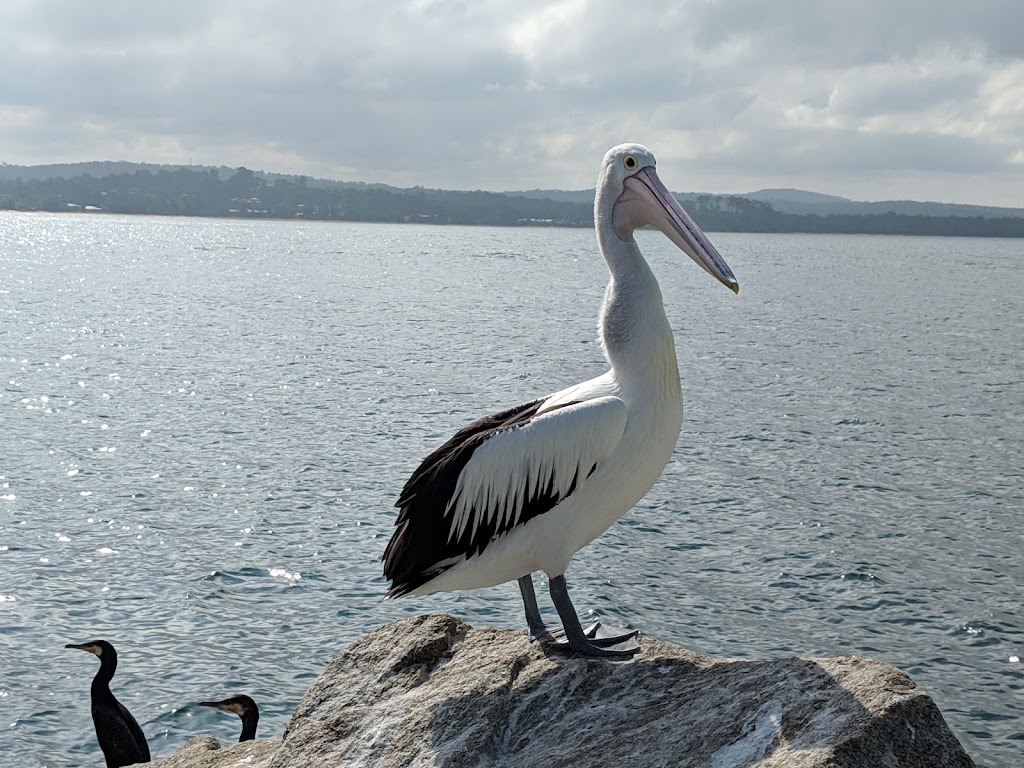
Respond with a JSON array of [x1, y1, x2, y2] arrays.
[[2, 163, 1023, 237]]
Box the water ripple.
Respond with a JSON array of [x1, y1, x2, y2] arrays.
[[1, 215, 1021, 766]]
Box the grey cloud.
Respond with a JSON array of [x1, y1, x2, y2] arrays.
[[712, 127, 1010, 177], [1, 0, 1021, 205], [690, 0, 1024, 65]]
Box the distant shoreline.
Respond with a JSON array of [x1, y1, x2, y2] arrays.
[[5, 206, 1024, 239], [3, 163, 1024, 238]]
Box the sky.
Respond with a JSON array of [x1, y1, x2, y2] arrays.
[[2, 0, 1023, 206]]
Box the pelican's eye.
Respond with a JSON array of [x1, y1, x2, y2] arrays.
[[623, 155, 638, 171]]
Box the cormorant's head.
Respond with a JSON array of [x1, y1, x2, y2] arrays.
[[199, 694, 258, 718], [65, 640, 117, 660]]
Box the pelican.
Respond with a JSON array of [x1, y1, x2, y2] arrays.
[[383, 143, 738, 657]]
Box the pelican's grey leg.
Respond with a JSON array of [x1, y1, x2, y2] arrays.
[[518, 574, 552, 641], [548, 575, 640, 657], [519, 574, 604, 643]]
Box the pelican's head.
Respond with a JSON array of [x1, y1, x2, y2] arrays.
[[598, 143, 739, 294]]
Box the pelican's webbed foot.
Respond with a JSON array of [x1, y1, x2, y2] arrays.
[[548, 575, 640, 658], [518, 573, 640, 657]]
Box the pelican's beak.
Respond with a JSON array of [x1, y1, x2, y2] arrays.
[[617, 166, 739, 294]]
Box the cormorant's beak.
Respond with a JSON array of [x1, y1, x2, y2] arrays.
[[199, 700, 237, 714], [65, 642, 100, 656], [616, 166, 739, 294]]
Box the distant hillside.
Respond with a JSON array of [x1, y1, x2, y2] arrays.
[[0, 160, 217, 181], [510, 189, 595, 204], [6, 161, 1022, 219], [743, 188, 1024, 220], [746, 188, 853, 205], [511, 185, 1024, 220], [0, 165, 593, 227], [2, 161, 1023, 236]]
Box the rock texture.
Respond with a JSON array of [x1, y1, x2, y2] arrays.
[[142, 735, 280, 768], [145, 613, 975, 768]]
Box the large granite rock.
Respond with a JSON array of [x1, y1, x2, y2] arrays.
[[141, 734, 280, 767], [146, 613, 974, 768]]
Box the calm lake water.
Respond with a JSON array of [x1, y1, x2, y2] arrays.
[[1, 212, 1021, 766]]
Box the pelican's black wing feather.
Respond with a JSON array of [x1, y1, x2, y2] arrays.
[[383, 398, 555, 596]]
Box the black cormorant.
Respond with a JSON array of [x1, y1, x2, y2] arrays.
[[65, 640, 151, 767], [198, 694, 259, 742]]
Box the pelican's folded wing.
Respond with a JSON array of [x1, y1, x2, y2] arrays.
[[384, 395, 627, 596], [446, 395, 627, 547]]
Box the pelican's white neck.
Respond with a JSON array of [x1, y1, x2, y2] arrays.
[[595, 222, 678, 395]]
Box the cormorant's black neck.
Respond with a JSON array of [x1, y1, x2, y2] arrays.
[[239, 708, 259, 742], [91, 651, 117, 695]]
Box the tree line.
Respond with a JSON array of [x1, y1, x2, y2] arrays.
[[2, 166, 1023, 237]]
